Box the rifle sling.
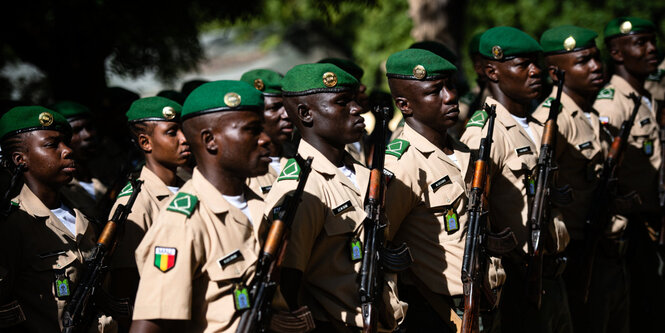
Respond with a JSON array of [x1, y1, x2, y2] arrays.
[[407, 270, 462, 333]]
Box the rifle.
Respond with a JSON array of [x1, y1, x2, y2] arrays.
[[359, 106, 413, 333], [461, 104, 497, 333], [61, 178, 143, 333], [581, 93, 642, 302], [236, 155, 314, 333], [525, 70, 566, 309]]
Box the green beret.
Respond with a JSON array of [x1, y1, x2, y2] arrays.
[[479, 27, 542, 60], [541, 25, 598, 55], [240, 69, 284, 96], [182, 80, 264, 120], [126, 96, 182, 122], [0, 106, 71, 141], [604, 17, 655, 40], [409, 41, 458, 63], [468, 32, 484, 56], [318, 58, 364, 81], [282, 63, 358, 97], [386, 48, 457, 80], [52, 101, 92, 120]]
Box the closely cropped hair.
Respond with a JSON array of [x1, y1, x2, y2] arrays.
[[128, 121, 155, 150], [1, 134, 27, 216]]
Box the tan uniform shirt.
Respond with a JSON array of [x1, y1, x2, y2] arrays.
[[110, 166, 182, 269], [532, 89, 611, 240], [594, 75, 662, 213], [384, 124, 505, 296], [645, 59, 665, 103], [246, 156, 287, 198], [461, 97, 569, 255], [132, 168, 266, 333], [1, 185, 100, 332], [263, 140, 405, 329], [457, 85, 492, 139], [61, 177, 108, 222]]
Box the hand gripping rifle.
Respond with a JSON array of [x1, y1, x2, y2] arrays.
[[236, 155, 313, 333], [461, 104, 497, 333], [581, 93, 641, 302], [61, 178, 143, 333], [359, 105, 413, 333], [526, 70, 567, 309]]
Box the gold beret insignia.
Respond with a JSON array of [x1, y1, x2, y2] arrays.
[[254, 78, 265, 91], [620, 21, 632, 34], [38, 112, 53, 126], [492, 45, 503, 60], [224, 92, 241, 107], [563, 36, 576, 51], [413, 65, 427, 80], [322, 72, 338, 88], [162, 106, 176, 120]]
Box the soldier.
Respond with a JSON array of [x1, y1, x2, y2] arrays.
[[645, 58, 665, 106], [460, 27, 572, 333], [241, 69, 293, 197], [593, 17, 664, 332], [264, 63, 406, 331], [52, 100, 108, 222], [383, 48, 504, 331], [129, 81, 271, 332], [0, 106, 114, 332], [534, 25, 627, 333], [107, 97, 190, 312]]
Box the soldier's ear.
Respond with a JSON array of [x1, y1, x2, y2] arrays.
[[394, 97, 413, 117], [137, 133, 152, 153], [11, 151, 27, 170], [201, 129, 217, 153], [297, 103, 313, 125], [485, 62, 499, 82], [547, 65, 560, 83]]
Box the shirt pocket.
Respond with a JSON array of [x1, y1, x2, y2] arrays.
[[570, 135, 601, 161], [323, 201, 361, 236], [31, 249, 79, 309], [425, 179, 465, 239]]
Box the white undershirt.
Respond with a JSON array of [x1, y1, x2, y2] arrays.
[[642, 96, 653, 111], [51, 203, 77, 235], [78, 181, 96, 200], [351, 141, 362, 152], [338, 165, 359, 189], [166, 186, 179, 194], [270, 156, 282, 174], [511, 115, 538, 144], [223, 194, 253, 225], [446, 152, 461, 168]]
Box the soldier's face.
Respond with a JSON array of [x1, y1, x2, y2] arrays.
[[263, 96, 293, 145], [614, 33, 658, 76], [216, 111, 271, 178], [310, 91, 366, 146], [547, 47, 604, 96], [148, 121, 191, 168], [18, 130, 76, 186], [68, 117, 99, 159], [494, 55, 543, 102], [406, 76, 459, 131]]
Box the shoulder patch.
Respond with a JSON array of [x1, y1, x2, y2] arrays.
[[277, 158, 300, 181], [117, 182, 133, 198], [385, 139, 410, 159], [596, 88, 615, 100], [647, 69, 665, 82], [466, 109, 489, 128], [542, 97, 555, 108], [166, 192, 198, 217], [10, 200, 18, 207]]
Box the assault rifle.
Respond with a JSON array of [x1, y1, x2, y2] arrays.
[[461, 104, 497, 333], [236, 155, 314, 333], [581, 93, 641, 302], [526, 70, 566, 308], [61, 178, 143, 333], [359, 105, 413, 333]]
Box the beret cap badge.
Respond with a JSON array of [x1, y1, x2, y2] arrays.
[[322, 72, 338, 88], [492, 45, 503, 60], [563, 36, 576, 51], [620, 21, 633, 34], [413, 65, 427, 79], [162, 106, 176, 120], [253, 78, 265, 91], [39, 112, 54, 126], [224, 92, 241, 107]]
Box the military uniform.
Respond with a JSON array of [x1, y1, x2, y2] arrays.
[[246, 156, 287, 197], [264, 140, 405, 330], [645, 59, 665, 103]]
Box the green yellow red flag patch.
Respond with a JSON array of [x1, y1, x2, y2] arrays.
[[154, 246, 177, 272]]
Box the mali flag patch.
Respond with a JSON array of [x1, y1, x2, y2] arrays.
[[154, 246, 177, 272]]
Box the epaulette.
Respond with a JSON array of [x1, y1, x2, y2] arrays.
[[277, 158, 300, 181], [541, 97, 555, 108], [166, 192, 198, 217], [117, 182, 133, 198], [465, 109, 489, 128], [646, 69, 665, 82], [10, 200, 18, 207], [385, 139, 410, 159], [596, 87, 615, 100]]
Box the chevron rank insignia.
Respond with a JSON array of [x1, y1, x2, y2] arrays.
[[466, 109, 489, 128], [117, 182, 133, 198], [385, 139, 410, 158], [542, 97, 555, 108], [596, 88, 615, 100], [277, 158, 301, 181], [166, 192, 198, 217]]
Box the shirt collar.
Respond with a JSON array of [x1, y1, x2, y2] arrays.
[[140, 166, 175, 199], [191, 167, 263, 215]]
